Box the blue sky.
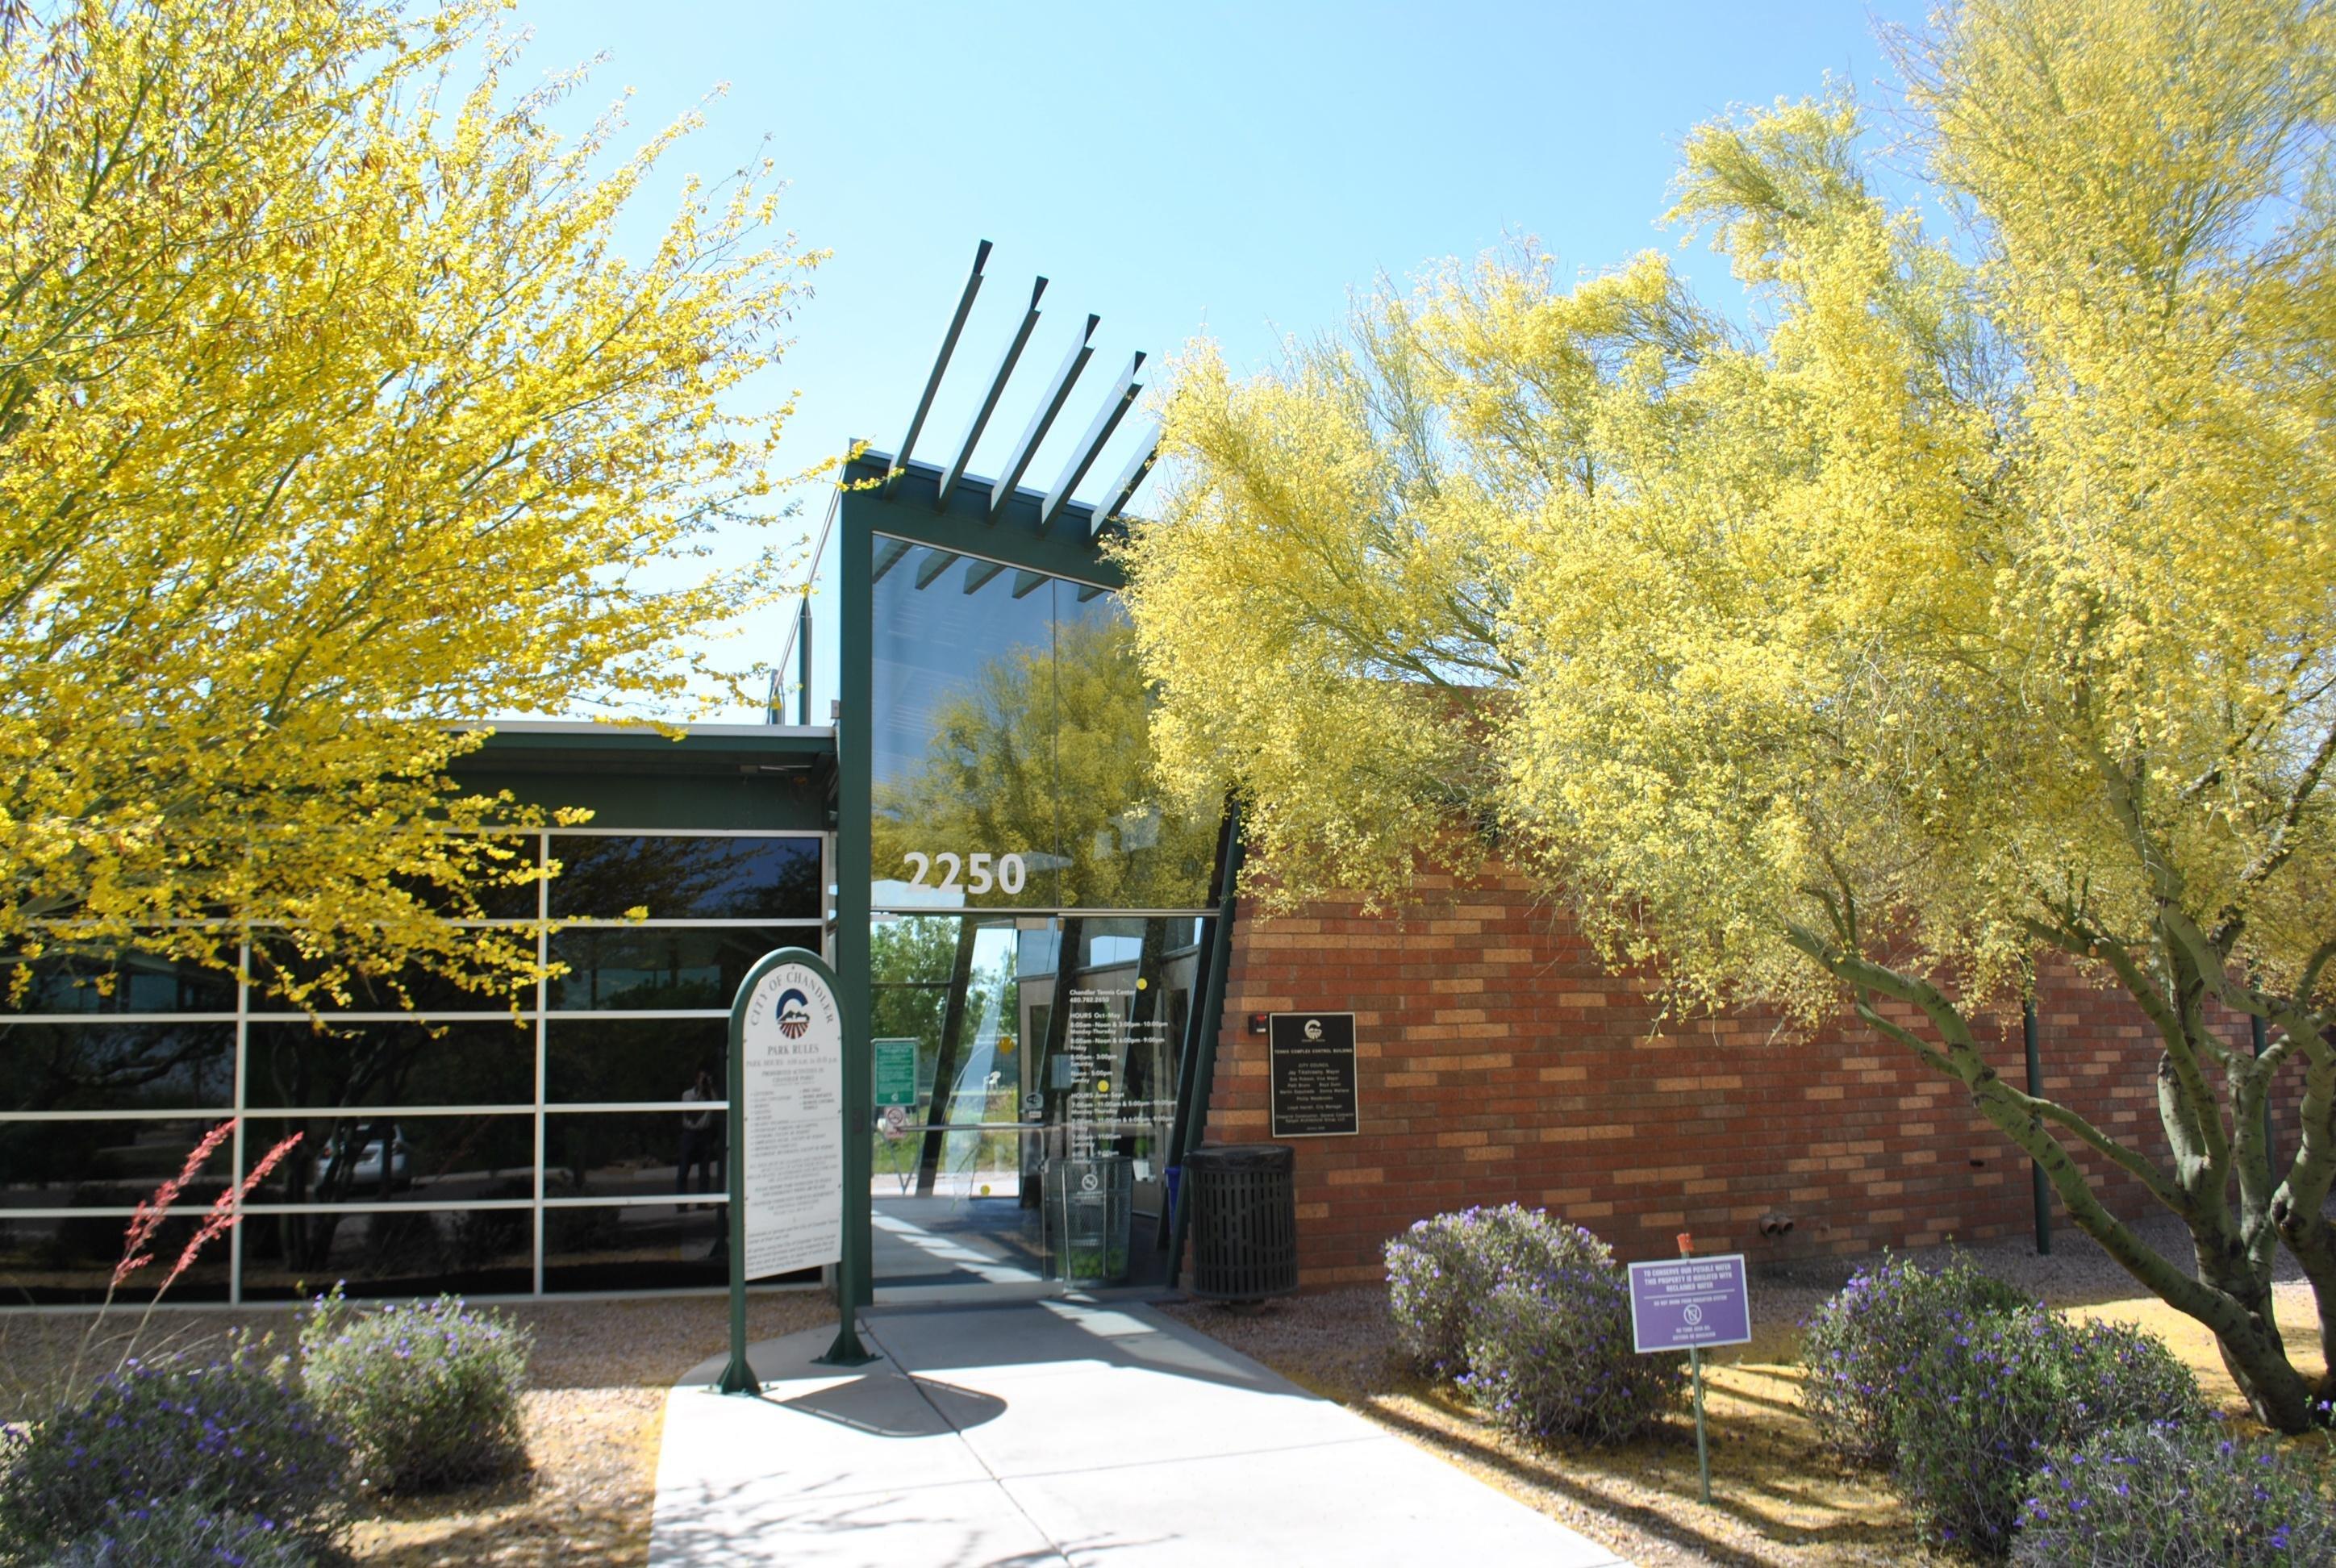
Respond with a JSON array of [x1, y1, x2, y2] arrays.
[[502, 0, 1926, 709]]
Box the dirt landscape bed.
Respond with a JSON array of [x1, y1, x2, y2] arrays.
[[1162, 1218, 2336, 1568], [0, 1290, 834, 1568]]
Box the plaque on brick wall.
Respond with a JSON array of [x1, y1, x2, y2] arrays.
[[1268, 1012, 1358, 1136]]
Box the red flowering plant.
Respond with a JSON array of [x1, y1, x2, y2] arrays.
[[55, 1118, 303, 1399]]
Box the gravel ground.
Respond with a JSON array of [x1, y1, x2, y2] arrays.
[[1162, 1216, 2334, 1568], [0, 1290, 838, 1568]]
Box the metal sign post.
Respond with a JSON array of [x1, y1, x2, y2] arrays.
[[718, 946, 872, 1397], [1627, 1237, 1750, 1508]]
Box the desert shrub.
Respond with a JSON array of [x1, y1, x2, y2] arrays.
[[1889, 1306, 2205, 1556], [1800, 1251, 2032, 1467], [1458, 1260, 1684, 1444], [301, 1288, 531, 1494], [0, 1343, 348, 1562], [2011, 1420, 2336, 1566], [44, 1497, 324, 1566], [1384, 1205, 1612, 1376]]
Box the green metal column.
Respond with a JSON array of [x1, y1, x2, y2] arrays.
[[1165, 806, 1245, 1283], [835, 497, 875, 1308]]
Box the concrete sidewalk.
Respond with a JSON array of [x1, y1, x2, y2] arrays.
[[648, 1299, 1629, 1567]]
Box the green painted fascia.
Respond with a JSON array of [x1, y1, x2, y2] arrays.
[[844, 450, 1127, 588]]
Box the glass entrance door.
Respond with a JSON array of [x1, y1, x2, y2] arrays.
[[868, 912, 1205, 1294]]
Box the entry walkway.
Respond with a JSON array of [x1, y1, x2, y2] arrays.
[[648, 1299, 1629, 1567]]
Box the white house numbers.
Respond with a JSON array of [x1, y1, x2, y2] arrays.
[[899, 849, 1027, 896]]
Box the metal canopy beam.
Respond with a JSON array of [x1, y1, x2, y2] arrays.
[[1009, 569, 1048, 599], [912, 548, 960, 590], [891, 240, 991, 485], [1074, 583, 1107, 602], [1039, 351, 1145, 533], [934, 276, 1046, 511], [870, 536, 913, 583], [961, 559, 1007, 594], [1091, 424, 1161, 536], [990, 315, 1099, 519]]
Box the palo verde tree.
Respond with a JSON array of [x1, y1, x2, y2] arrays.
[[0, 0, 823, 1010], [1120, 0, 2336, 1432]]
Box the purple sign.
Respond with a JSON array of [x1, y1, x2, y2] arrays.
[[1627, 1255, 1751, 1353]]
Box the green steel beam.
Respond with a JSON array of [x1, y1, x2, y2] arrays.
[[890, 240, 991, 486], [1094, 426, 1160, 532], [912, 548, 960, 590], [1039, 351, 1145, 533], [962, 559, 1007, 594], [989, 314, 1098, 519], [1009, 569, 1048, 598], [836, 494, 876, 1309], [935, 276, 1046, 511], [870, 536, 912, 583]]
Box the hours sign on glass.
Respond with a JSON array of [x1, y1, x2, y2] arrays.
[[736, 957, 843, 1281]]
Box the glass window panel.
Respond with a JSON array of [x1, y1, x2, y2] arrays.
[[388, 832, 544, 920], [546, 1018, 726, 1104], [0, 1212, 230, 1303], [546, 836, 820, 920], [543, 1203, 751, 1293], [0, 946, 235, 1015], [243, 1020, 535, 1110], [0, 1022, 236, 1114], [547, 925, 818, 1011], [0, 1116, 233, 1210], [237, 1207, 531, 1302], [868, 541, 1216, 911], [240, 1114, 532, 1207], [545, 1111, 726, 1201], [247, 939, 536, 1017]]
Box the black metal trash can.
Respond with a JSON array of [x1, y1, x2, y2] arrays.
[[1184, 1143, 1298, 1302]]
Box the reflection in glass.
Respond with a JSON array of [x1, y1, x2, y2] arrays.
[[0, 1212, 232, 1303], [0, 1022, 236, 1114], [547, 1018, 726, 1104], [547, 836, 820, 920], [0, 1117, 232, 1209], [239, 1207, 531, 1301], [248, 940, 531, 1016], [869, 544, 1216, 910], [545, 1111, 728, 1200], [0, 946, 235, 1015], [390, 832, 544, 920], [548, 925, 819, 1011], [242, 1114, 532, 1207], [542, 1203, 738, 1293], [244, 1020, 534, 1110]]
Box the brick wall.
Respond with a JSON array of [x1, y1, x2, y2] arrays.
[[1201, 870, 2210, 1286]]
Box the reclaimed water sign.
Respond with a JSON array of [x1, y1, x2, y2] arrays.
[[872, 1037, 918, 1108], [736, 955, 843, 1281], [1626, 1254, 1752, 1353]]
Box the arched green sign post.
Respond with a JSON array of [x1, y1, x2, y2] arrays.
[[718, 946, 874, 1397]]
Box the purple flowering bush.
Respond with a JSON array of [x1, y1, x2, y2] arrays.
[[1459, 1263, 1685, 1444], [0, 1340, 348, 1562], [1800, 1252, 2031, 1467], [42, 1496, 323, 1566], [1888, 1305, 2204, 1557], [1384, 1205, 1613, 1376], [300, 1287, 531, 1494], [2011, 1420, 2336, 1566]]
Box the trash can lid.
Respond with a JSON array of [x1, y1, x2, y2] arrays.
[[1184, 1143, 1294, 1171]]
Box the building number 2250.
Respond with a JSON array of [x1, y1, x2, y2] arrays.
[[901, 851, 1027, 895]]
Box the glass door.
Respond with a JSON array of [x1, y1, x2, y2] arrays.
[[868, 913, 1205, 1294]]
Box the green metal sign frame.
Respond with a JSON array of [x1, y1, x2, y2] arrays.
[[718, 945, 874, 1397]]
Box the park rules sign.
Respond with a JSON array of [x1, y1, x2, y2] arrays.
[[736, 955, 843, 1281]]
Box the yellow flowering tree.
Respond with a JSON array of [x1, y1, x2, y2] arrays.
[[0, 0, 823, 1009], [1121, 0, 2336, 1431]]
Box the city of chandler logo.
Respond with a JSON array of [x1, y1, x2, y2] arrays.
[[777, 986, 811, 1040], [1303, 1018, 1324, 1042]]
